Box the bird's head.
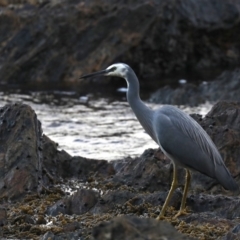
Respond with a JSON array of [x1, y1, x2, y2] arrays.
[[80, 63, 130, 79]]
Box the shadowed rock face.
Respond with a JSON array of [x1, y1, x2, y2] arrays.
[[0, 103, 42, 200], [0, 0, 240, 89]]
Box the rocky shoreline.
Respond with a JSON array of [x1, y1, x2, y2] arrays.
[[0, 101, 239, 239], [0, 1, 239, 238]]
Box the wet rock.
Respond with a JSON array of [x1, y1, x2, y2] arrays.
[[185, 194, 240, 219], [0, 103, 43, 200], [0, 0, 240, 91], [150, 84, 205, 107], [42, 134, 72, 184], [150, 69, 240, 106], [42, 136, 115, 183], [63, 221, 81, 233], [111, 149, 172, 193], [41, 134, 115, 182], [46, 188, 99, 216], [92, 190, 135, 214], [200, 69, 240, 103], [55, 156, 115, 180], [92, 215, 195, 240]]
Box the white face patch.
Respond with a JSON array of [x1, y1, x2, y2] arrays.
[[106, 63, 129, 78]]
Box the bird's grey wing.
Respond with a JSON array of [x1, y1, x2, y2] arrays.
[[153, 106, 238, 191]]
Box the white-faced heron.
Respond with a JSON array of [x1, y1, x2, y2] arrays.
[[80, 63, 238, 219]]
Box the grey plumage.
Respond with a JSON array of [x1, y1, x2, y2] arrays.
[[152, 105, 238, 191]]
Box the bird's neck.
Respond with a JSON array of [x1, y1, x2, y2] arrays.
[[125, 72, 156, 142], [125, 71, 144, 112], [127, 87, 149, 115]]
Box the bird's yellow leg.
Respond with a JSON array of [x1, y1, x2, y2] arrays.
[[156, 164, 178, 220], [174, 169, 191, 218]]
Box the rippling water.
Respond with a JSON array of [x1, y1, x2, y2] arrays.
[[0, 91, 213, 161]]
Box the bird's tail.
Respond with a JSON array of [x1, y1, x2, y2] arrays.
[[216, 164, 239, 192]]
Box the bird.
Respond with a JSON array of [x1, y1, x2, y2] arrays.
[[80, 63, 239, 219]]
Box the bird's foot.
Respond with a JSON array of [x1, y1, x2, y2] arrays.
[[156, 215, 172, 221], [173, 208, 189, 219], [156, 207, 175, 221], [156, 215, 164, 221]]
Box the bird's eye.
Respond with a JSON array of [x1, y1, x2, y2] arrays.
[[109, 67, 117, 72]]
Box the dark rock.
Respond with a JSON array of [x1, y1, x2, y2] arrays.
[[231, 224, 240, 234], [0, 1, 157, 89], [42, 134, 72, 184], [0, 101, 115, 201], [42, 136, 114, 184], [93, 189, 182, 215], [222, 224, 240, 240], [185, 194, 240, 219], [11, 214, 35, 225], [55, 156, 115, 180], [47, 188, 181, 217], [144, 190, 181, 210], [111, 150, 172, 193], [63, 221, 81, 233], [91, 190, 135, 214], [0, 0, 240, 91], [200, 69, 240, 103], [46, 188, 99, 216], [92, 215, 195, 240], [41, 231, 55, 240], [0, 103, 43, 200], [182, 212, 238, 239], [222, 232, 240, 240], [40, 230, 83, 240], [150, 84, 205, 107], [0, 207, 7, 226], [150, 69, 240, 106]]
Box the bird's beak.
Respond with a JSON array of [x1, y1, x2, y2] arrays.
[[80, 69, 109, 79]]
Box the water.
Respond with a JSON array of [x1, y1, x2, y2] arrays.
[[0, 91, 212, 161]]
